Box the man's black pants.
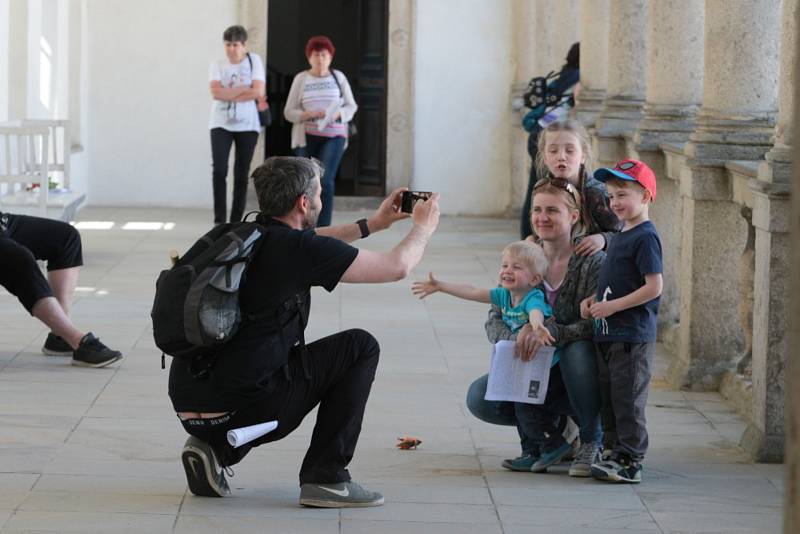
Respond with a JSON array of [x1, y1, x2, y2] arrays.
[[181, 329, 380, 485]]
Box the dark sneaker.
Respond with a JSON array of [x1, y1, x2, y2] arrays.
[[530, 441, 572, 473], [591, 454, 642, 484], [569, 443, 600, 477], [299, 481, 384, 508], [181, 436, 231, 497], [71, 333, 123, 368], [502, 452, 539, 472], [42, 333, 73, 356]]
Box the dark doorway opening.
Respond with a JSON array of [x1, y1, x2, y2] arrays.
[[265, 0, 388, 196]]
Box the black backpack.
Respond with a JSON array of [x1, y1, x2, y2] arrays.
[[151, 221, 268, 367]]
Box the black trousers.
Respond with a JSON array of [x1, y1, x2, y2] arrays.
[[210, 128, 259, 224], [181, 328, 380, 485], [0, 213, 83, 313], [596, 341, 654, 461]]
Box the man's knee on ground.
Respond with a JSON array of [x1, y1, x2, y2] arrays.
[[344, 328, 380, 362]]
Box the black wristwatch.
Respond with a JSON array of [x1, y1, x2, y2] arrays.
[[356, 218, 370, 239]]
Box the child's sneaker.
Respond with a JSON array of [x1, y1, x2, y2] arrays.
[[591, 453, 642, 483], [568, 442, 600, 477], [530, 441, 572, 473], [501, 452, 538, 472]]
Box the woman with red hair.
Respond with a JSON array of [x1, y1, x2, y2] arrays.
[[284, 35, 358, 227]]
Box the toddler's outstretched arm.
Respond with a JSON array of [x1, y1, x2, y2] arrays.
[[411, 272, 491, 303]]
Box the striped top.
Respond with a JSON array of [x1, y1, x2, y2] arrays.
[[300, 73, 347, 138]]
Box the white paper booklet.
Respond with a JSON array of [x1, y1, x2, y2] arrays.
[[316, 99, 343, 130], [484, 340, 555, 405], [226, 420, 278, 448]]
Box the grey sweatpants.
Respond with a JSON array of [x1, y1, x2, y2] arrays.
[[596, 341, 654, 462]]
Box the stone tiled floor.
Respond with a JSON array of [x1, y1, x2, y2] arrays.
[[0, 207, 785, 533]]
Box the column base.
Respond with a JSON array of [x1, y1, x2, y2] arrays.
[[685, 109, 776, 162], [634, 103, 699, 151], [573, 88, 606, 128], [740, 423, 784, 463], [595, 96, 645, 138]]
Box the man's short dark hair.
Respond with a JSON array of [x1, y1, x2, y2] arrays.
[[223, 25, 248, 43], [252, 157, 324, 217]]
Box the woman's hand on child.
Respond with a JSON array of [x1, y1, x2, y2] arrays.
[[516, 323, 554, 362], [574, 234, 605, 256], [411, 272, 440, 299], [580, 296, 595, 319]]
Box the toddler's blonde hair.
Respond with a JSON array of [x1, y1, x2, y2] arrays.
[[502, 240, 549, 278]]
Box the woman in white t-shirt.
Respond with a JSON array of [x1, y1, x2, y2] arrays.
[[208, 25, 266, 224], [284, 35, 357, 227]]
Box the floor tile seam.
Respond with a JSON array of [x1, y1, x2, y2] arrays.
[[51, 364, 123, 465], [172, 489, 188, 533], [632, 483, 669, 534], [465, 424, 507, 534]]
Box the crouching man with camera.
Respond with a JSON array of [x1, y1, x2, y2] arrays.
[[168, 156, 439, 508]]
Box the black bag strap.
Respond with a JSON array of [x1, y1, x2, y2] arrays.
[[246, 53, 260, 107], [330, 69, 344, 98]]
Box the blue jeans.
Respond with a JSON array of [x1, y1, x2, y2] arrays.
[[466, 367, 570, 454], [294, 134, 346, 227], [466, 340, 602, 447], [558, 340, 602, 446]]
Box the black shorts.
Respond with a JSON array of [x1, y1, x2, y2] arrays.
[[0, 213, 83, 313]]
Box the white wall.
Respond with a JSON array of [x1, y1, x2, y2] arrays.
[[0, 0, 9, 120], [413, 0, 514, 215], [85, 0, 238, 207]]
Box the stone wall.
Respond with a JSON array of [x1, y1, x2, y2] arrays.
[[531, 0, 794, 466]]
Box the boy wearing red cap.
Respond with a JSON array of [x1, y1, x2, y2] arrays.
[[579, 159, 662, 483]]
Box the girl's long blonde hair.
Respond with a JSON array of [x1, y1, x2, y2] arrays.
[[534, 119, 595, 188]]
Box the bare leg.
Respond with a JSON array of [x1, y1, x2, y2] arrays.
[[47, 266, 79, 317], [31, 297, 84, 349]]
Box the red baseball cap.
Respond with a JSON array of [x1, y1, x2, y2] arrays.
[[594, 159, 657, 201]]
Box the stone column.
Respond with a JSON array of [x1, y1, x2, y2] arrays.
[[669, 0, 782, 390], [573, 0, 608, 126], [533, 0, 556, 75], [509, 0, 538, 212], [631, 0, 704, 343], [593, 0, 648, 167], [786, 0, 800, 516], [386, 0, 415, 191], [553, 0, 579, 66], [740, 0, 796, 463], [787, 98, 800, 524]]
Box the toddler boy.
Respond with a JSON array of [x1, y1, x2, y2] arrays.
[[413, 241, 572, 472]]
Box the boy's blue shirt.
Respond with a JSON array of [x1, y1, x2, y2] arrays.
[[594, 220, 662, 342], [489, 286, 559, 365]]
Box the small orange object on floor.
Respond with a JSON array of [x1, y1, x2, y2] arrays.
[[396, 436, 422, 450]]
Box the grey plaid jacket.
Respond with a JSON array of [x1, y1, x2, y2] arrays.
[[485, 244, 605, 346]]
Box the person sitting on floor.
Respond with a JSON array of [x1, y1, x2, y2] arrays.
[[0, 211, 123, 367]]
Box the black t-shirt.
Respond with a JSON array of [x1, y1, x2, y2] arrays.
[[594, 220, 662, 343], [168, 219, 359, 412]]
